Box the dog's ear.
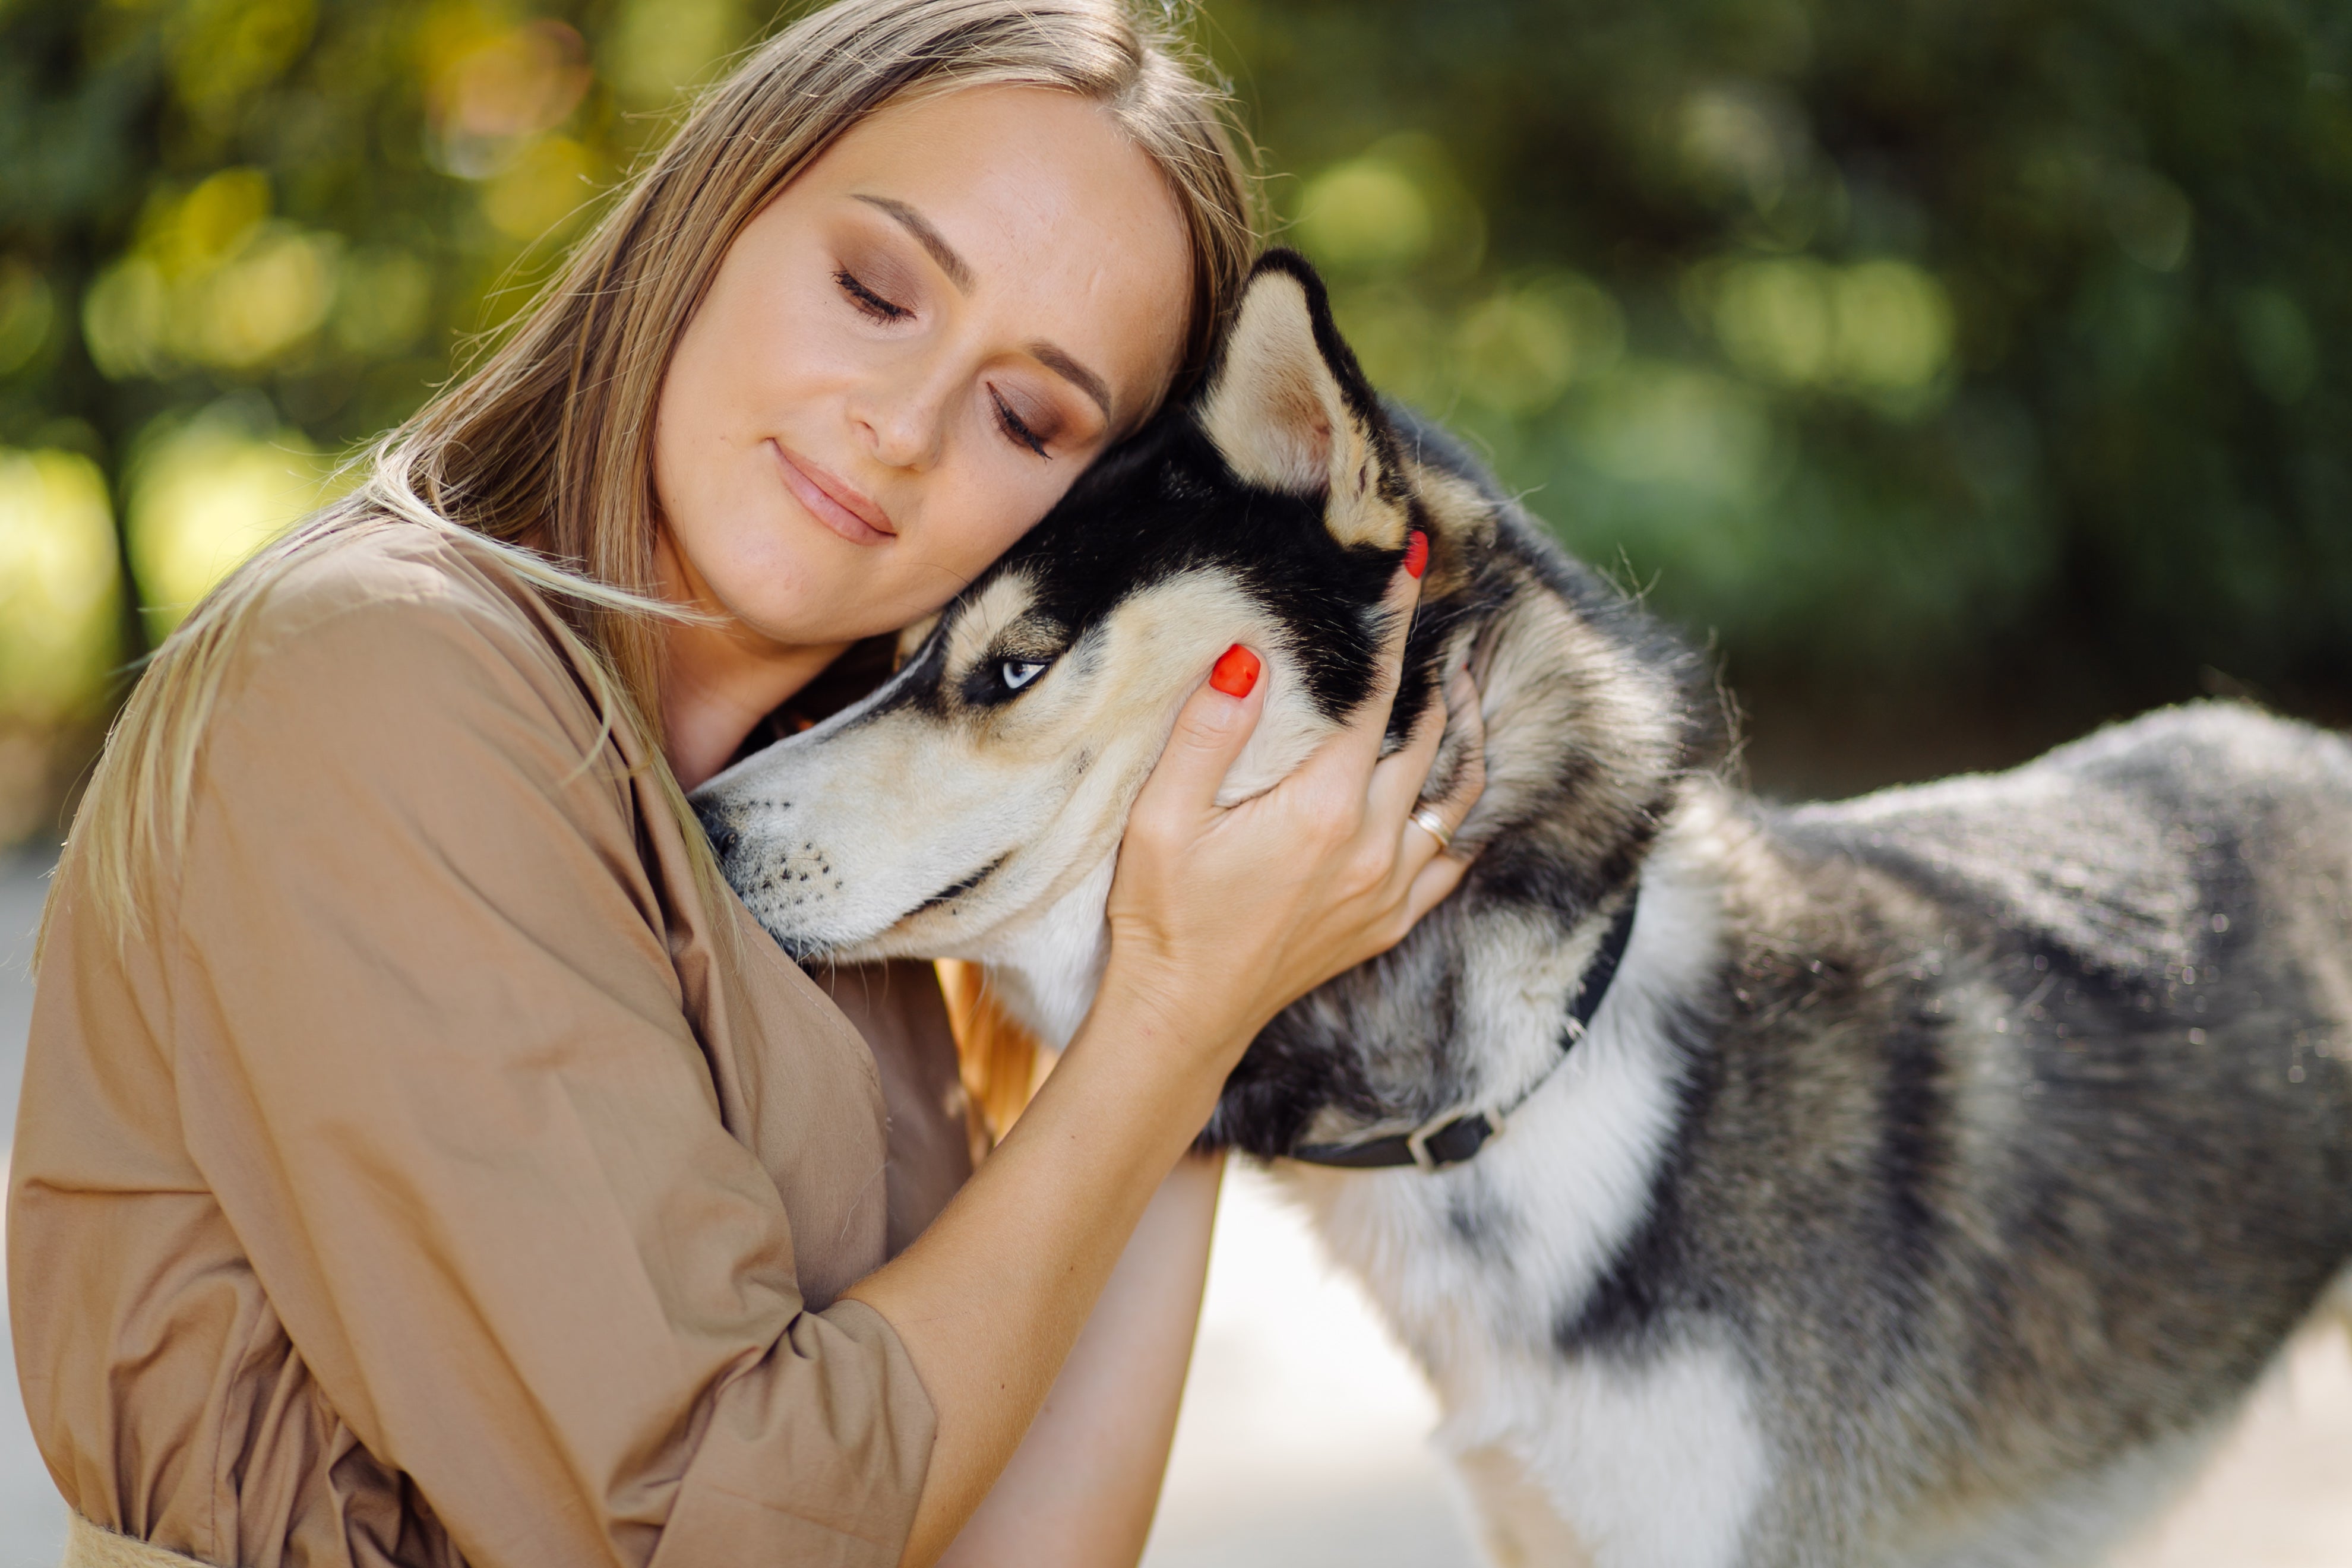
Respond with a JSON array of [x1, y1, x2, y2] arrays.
[[1197, 251, 1405, 549]]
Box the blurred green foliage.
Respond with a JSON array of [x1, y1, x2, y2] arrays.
[[1, 0, 2347, 829], [1215, 0, 2352, 720]]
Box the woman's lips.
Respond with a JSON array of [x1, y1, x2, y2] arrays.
[[769, 441, 896, 545]]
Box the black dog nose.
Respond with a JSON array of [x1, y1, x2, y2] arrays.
[[698, 810, 740, 864]]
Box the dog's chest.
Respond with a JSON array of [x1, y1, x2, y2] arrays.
[[1278, 1143, 1774, 1568], [1262, 872, 1776, 1567]]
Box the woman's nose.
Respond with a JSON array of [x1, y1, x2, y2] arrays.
[[851, 363, 952, 472]]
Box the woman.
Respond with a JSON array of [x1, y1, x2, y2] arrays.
[[8, 3, 1480, 1565]]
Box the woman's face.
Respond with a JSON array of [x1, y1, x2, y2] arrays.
[[653, 85, 1194, 650]]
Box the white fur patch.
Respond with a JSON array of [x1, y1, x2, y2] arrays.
[[1267, 808, 1771, 1566], [1495, 1336, 1769, 1568]]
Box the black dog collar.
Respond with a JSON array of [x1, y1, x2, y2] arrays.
[[1288, 891, 1640, 1174]]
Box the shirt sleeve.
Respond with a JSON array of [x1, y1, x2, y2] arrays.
[[163, 578, 934, 1568]]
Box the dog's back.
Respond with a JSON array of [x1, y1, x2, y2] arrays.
[[1647, 704, 2352, 1559]]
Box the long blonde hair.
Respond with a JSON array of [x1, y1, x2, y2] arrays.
[[59, 0, 1257, 957]]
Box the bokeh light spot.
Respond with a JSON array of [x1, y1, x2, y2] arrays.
[[200, 230, 342, 368], [603, 0, 752, 105], [1712, 257, 1835, 384], [78, 171, 342, 378], [483, 137, 599, 240], [2233, 289, 2316, 404], [1709, 256, 1952, 399], [431, 20, 593, 179], [2102, 166, 2195, 272], [169, 0, 318, 122], [81, 258, 171, 381], [1297, 159, 1433, 274], [127, 412, 339, 637], [1573, 363, 1772, 499], [1455, 276, 1626, 416], [1331, 285, 1441, 406], [162, 168, 272, 274], [1679, 81, 1807, 211], [0, 261, 58, 377], [1833, 260, 1955, 393], [0, 450, 122, 724]]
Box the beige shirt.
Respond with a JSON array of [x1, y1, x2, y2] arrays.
[[8, 524, 952, 1567]]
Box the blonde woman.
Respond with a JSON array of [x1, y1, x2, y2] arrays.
[[8, 3, 1480, 1566]]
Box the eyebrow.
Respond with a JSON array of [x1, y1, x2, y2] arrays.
[[855, 194, 973, 292], [854, 192, 1118, 426], [1029, 342, 1114, 424]]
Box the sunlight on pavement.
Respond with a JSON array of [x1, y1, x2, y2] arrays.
[[3, 846, 69, 1564], [1143, 1164, 1477, 1567], [2111, 1323, 2352, 1567]]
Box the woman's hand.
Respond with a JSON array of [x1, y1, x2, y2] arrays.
[[1102, 541, 1488, 1071], [856, 546, 1483, 1567]]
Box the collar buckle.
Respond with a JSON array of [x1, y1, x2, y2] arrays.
[[1406, 1107, 1501, 1171], [1284, 890, 1639, 1175]]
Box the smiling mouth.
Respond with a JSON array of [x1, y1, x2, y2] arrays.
[[770, 441, 896, 545]]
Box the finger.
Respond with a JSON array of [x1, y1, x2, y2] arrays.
[[1428, 664, 1488, 829], [1328, 530, 1430, 768], [1382, 666, 1489, 892], [1395, 836, 1475, 930], [1364, 529, 1428, 707], [1128, 643, 1267, 827], [1346, 703, 1451, 913], [1364, 675, 1451, 832]]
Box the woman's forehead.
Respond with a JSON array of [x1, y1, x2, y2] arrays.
[[798, 86, 1193, 411]]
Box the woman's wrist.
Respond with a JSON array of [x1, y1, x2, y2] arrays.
[[1074, 956, 1254, 1096], [1013, 987, 1234, 1184]]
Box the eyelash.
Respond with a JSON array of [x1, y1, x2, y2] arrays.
[[835, 268, 909, 323], [992, 390, 1049, 458], [834, 267, 1051, 459]]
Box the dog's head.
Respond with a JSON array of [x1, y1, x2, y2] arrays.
[[693, 252, 1485, 1035]]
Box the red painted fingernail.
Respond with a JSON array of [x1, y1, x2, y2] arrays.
[[1209, 644, 1260, 698], [1403, 531, 1430, 580]]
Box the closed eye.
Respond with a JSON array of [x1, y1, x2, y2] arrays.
[[1001, 660, 1048, 691], [991, 389, 1050, 457], [836, 268, 910, 323]]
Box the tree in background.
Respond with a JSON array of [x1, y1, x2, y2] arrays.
[[0, 0, 764, 837], [1216, 0, 2350, 784], [1, 0, 2346, 840]]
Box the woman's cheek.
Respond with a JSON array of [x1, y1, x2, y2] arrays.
[[979, 464, 1068, 563]]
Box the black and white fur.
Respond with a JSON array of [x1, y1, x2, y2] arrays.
[[695, 252, 2352, 1566]]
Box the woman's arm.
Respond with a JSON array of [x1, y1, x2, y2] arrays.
[[938, 1153, 1223, 1568], [848, 556, 1485, 1566]]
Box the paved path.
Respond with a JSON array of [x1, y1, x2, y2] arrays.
[[4, 848, 2347, 1566], [2, 845, 69, 1566]]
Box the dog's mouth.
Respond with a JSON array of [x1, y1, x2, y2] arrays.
[[909, 853, 1009, 917]]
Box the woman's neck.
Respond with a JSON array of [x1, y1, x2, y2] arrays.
[[653, 535, 849, 791]]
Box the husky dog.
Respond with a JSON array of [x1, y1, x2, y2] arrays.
[[694, 251, 2352, 1566]]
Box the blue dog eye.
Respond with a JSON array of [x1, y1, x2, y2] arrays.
[[1001, 660, 1047, 691]]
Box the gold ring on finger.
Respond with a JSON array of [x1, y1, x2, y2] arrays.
[[1408, 805, 1454, 853]]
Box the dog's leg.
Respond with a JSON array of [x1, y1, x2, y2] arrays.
[[1453, 1444, 1599, 1568]]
